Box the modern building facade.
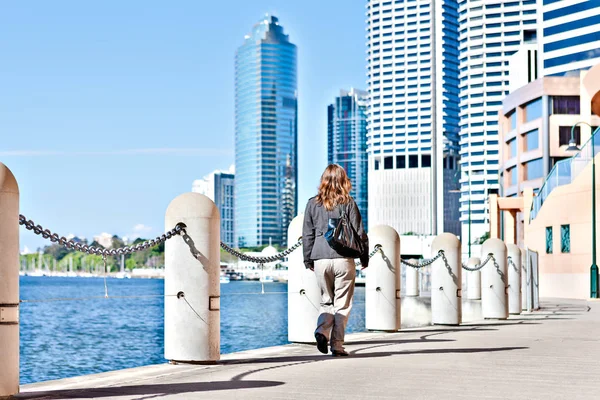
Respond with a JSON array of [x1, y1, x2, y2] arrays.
[[192, 166, 236, 247], [366, 0, 461, 237], [235, 15, 298, 247], [498, 71, 600, 249], [458, 0, 538, 250], [538, 0, 600, 77], [328, 88, 369, 228]]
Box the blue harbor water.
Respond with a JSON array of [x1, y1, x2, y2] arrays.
[[19, 276, 366, 384]]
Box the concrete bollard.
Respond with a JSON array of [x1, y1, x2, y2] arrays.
[[165, 193, 220, 363], [507, 244, 522, 315], [287, 214, 320, 343], [466, 257, 482, 300], [431, 233, 462, 325], [521, 250, 528, 311], [481, 239, 508, 319], [0, 163, 19, 397], [404, 259, 419, 297], [366, 225, 401, 331]]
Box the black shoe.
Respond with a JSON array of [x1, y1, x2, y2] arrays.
[[315, 333, 328, 354], [331, 349, 349, 357]]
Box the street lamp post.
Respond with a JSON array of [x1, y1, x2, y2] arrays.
[[567, 122, 600, 298]]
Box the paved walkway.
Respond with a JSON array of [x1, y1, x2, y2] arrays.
[[16, 299, 600, 400]]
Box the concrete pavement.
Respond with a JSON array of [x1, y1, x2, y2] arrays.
[[15, 299, 600, 399]]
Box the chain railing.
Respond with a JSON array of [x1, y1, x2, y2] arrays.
[[219, 239, 303, 264], [461, 254, 493, 272], [401, 251, 444, 269], [356, 244, 382, 267], [507, 256, 518, 271], [19, 215, 185, 257]]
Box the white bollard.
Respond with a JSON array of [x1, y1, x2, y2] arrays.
[[481, 239, 508, 319], [521, 250, 528, 311], [165, 193, 220, 363], [287, 214, 321, 343], [507, 244, 522, 315], [466, 257, 482, 300], [404, 260, 419, 297], [366, 225, 401, 331], [431, 233, 462, 325], [0, 163, 19, 397]]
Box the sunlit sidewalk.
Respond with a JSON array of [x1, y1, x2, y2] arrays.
[[17, 299, 600, 400]]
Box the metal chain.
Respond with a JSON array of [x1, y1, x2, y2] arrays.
[[19, 214, 184, 257], [356, 244, 382, 267], [507, 256, 518, 271], [462, 254, 493, 271], [401, 251, 443, 269], [490, 254, 506, 282], [220, 239, 303, 264]]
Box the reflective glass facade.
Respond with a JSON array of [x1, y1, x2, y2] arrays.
[[235, 15, 298, 247], [327, 89, 369, 229]]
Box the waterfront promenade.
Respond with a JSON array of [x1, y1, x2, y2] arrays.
[[15, 298, 600, 400]]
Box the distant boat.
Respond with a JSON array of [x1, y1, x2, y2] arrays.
[[260, 275, 274, 283], [220, 275, 230, 284]]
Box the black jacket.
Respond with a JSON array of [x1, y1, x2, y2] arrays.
[[302, 196, 369, 269]]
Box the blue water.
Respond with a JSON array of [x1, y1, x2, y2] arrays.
[[19, 276, 366, 384]]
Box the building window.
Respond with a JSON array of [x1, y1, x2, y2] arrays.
[[561, 224, 570, 253], [508, 166, 517, 185], [524, 98, 543, 122], [507, 110, 517, 130], [525, 128, 539, 151], [507, 137, 517, 158], [524, 158, 544, 180], [421, 154, 431, 167], [384, 156, 394, 169], [552, 96, 580, 115], [546, 226, 553, 254], [409, 155, 418, 168], [375, 160, 380, 170], [397, 155, 406, 168], [559, 126, 581, 146]]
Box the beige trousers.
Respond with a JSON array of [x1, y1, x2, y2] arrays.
[[314, 258, 356, 352]]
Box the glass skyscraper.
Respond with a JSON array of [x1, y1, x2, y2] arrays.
[[366, 0, 461, 237], [328, 88, 369, 229], [235, 15, 298, 248], [539, 0, 600, 77]]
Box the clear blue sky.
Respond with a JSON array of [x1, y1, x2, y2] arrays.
[[1, 0, 366, 252]]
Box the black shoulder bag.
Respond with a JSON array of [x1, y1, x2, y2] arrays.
[[324, 203, 364, 258]]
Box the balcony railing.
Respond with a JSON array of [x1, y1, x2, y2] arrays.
[[530, 126, 600, 221]]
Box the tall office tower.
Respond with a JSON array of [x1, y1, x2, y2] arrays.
[[192, 166, 236, 246], [328, 88, 369, 229], [539, 0, 600, 77], [457, 0, 537, 252], [366, 0, 461, 237], [235, 15, 298, 247]]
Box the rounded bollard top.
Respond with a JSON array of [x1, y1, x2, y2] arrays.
[[287, 213, 304, 243], [481, 238, 506, 256], [369, 224, 400, 242], [506, 243, 522, 256], [0, 162, 19, 194], [166, 192, 219, 220], [467, 257, 481, 267], [431, 232, 460, 252]]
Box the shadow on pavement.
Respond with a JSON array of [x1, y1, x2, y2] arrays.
[[16, 380, 285, 400]]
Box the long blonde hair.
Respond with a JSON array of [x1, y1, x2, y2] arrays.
[[315, 164, 352, 211]]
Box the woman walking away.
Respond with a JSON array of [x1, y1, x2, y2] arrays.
[[302, 164, 369, 357]]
